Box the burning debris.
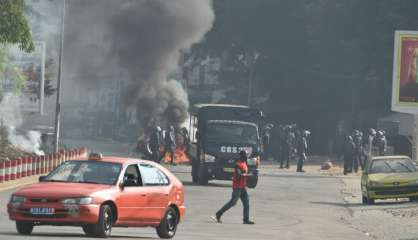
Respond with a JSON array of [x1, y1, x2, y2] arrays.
[[65, 0, 214, 162]]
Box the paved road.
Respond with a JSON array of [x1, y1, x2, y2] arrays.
[[2, 139, 412, 239], [341, 176, 418, 240], [0, 166, 371, 240]]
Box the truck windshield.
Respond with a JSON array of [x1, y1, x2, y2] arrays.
[[205, 123, 259, 144]]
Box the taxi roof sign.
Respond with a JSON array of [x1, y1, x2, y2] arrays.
[[88, 152, 103, 160]]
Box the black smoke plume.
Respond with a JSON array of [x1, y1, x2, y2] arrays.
[[65, 0, 214, 129]]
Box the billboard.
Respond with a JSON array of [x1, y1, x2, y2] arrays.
[[392, 31, 418, 114], [6, 41, 46, 114]]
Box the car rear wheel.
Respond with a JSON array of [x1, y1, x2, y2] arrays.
[[156, 207, 178, 239], [16, 221, 33, 235], [93, 204, 113, 238], [410, 196, 418, 202]]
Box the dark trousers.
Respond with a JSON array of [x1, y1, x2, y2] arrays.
[[150, 147, 160, 163], [343, 154, 353, 174], [216, 188, 249, 221], [353, 154, 361, 173], [280, 149, 291, 168], [297, 154, 306, 172]]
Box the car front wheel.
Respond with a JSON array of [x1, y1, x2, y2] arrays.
[[16, 221, 34, 235], [156, 207, 178, 239], [362, 195, 375, 205], [93, 204, 113, 238], [82, 224, 95, 236]]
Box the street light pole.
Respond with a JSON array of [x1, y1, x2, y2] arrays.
[[54, 0, 66, 152]]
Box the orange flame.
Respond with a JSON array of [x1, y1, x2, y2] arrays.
[[164, 146, 190, 164], [163, 132, 190, 164]]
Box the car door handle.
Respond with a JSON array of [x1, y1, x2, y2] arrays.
[[140, 194, 147, 197]]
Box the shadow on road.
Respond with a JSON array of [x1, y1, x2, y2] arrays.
[[182, 180, 231, 188], [310, 200, 413, 208], [0, 231, 156, 239], [310, 201, 363, 207]]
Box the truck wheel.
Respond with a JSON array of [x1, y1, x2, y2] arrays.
[[93, 204, 113, 238], [198, 165, 209, 185], [192, 160, 199, 184], [156, 207, 178, 238], [16, 221, 33, 235], [247, 175, 258, 188]]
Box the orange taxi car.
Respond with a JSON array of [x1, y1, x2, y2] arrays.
[[7, 153, 185, 239]]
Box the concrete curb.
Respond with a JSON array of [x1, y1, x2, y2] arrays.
[[0, 175, 40, 192]]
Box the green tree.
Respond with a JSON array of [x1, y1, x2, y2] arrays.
[[0, 0, 34, 53], [0, 45, 25, 100]]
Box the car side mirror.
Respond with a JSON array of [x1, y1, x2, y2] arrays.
[[39, 176, 47, 182]]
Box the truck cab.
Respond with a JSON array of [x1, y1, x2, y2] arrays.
[[188, 104, 264, 188]]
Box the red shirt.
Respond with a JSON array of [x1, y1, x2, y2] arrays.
[[232, 160, 248, 189]]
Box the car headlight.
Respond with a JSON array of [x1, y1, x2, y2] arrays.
[[61, 197, 93, 205], [247, 157, 258, 166], [368, 181, 384, 187], [9, 195, 25, 204], [204, 154, 216, 163]]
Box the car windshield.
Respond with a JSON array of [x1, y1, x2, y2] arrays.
[[205, 123, 259, 144], [369, 158, 416, 174], [44, 160, 122, 185]]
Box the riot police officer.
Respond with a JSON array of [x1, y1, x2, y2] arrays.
[[352, 130, 363, 173], [296, 130, 310, 172], [375, 131, 387, 156], [343, 135, 355, 175], [149, 126, 162, 162]]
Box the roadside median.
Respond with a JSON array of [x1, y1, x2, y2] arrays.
[[0, 147, 88, 192]]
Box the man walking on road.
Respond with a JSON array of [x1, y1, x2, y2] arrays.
[[212, 150, 255, 225]]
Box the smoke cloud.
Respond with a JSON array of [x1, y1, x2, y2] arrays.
[[65, 0, 214, 128], [0, 94, 44, 155]]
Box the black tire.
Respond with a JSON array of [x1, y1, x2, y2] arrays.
[[16, 221, 33, 235], [366, 197, 375, 205], [191, 159, 199, 184], [156, 207, 178, 239], [410, 196, 418, 202], [362, 196, 367, 204], [92, 204, 113, 238], [247, 175, 258, 189], [82, 224, 95, 236], [198, 165, 209, 185]]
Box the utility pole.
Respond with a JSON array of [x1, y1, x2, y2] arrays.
[[54, 0, 66, 152], [247, 51, 259, 107]]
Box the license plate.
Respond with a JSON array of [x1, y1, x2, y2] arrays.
[[223, 168, 234, 173], [30, 207, 55, 215]]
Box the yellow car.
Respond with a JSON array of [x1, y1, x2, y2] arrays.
[[361, 155, 418, 204]]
